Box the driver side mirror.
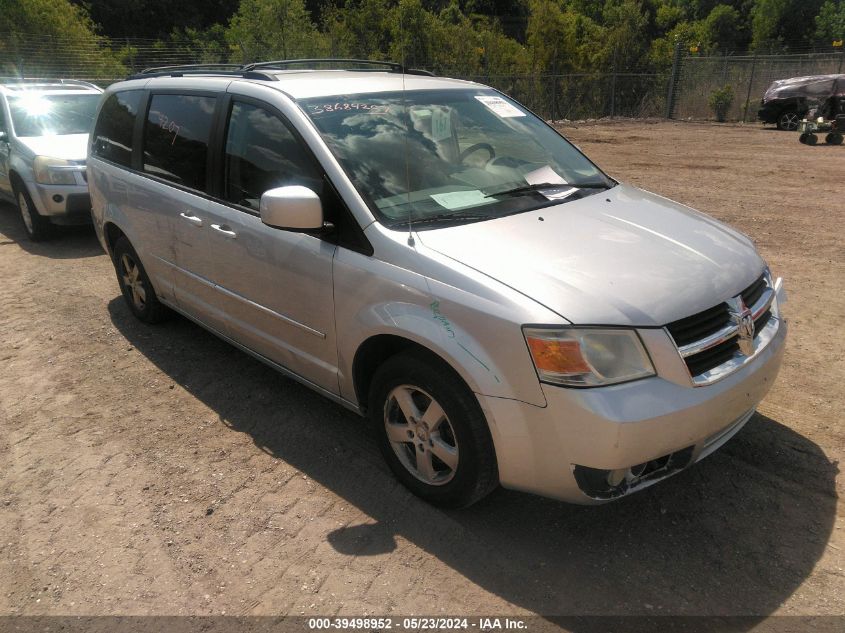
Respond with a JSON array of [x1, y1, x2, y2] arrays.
[[259, 186, 324, 232]]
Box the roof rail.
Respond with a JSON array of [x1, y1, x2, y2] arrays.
[[242, 58, 435, 76], [58, 78, 101, 90], [0, 78, 102, 90], [128, 64, 278, 82], [125, 60, 436, 82], [139, 63, 244, 74]]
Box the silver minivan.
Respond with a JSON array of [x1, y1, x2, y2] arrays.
[[88, 61, 787, 507]]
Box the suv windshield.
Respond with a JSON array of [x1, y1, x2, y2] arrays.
[[300, 89, 612, 229], [8, 93, 100, 137]]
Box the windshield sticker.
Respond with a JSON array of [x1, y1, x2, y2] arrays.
[[525, 165, 568, 186], [475, 95, 526, 118], [306, 102, 390, 116], [430, 190, 495, 210], [431, 108, 452, 141]]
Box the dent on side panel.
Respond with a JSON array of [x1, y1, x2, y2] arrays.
[[332, 246, 548, 408]]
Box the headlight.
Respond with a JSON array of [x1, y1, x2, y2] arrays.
[[33, 156, 77, 185], [523, 327, 655, 387]]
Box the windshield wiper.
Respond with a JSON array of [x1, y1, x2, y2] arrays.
[[483, 181, 613, 198], [409, 211, 494, 227]]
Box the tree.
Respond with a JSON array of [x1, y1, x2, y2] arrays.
[[323, 0, 394, 59], [69, 0, 240, 39], [226, 0, 327, 62], [751, 0, 826, 50], [704, 4, 742, 51], [816, 1, 845, 42], [0, 0, 124, 78]]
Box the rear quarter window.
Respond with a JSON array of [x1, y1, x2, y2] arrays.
[[92, 91, 143, 167]]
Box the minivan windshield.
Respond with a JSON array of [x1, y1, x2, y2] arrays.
[[8, 93, 100, 137], [300, 89, 613, 229]]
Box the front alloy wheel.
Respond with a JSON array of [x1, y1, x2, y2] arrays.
[[384, 385, 459, 486], [777, 111, 800, 131], [16, 188, 49, 241], [369, 350, 498, 507]]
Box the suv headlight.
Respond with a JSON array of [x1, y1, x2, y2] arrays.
[[523, 327, 655, 387], [33, 156, 77, 185]]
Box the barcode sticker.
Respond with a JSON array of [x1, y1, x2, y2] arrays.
[[474, 96, 526, 118]]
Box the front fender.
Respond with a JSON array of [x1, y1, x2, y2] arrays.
[[333, 248, 548, 408]]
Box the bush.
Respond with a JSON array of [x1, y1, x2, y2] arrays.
[[709, 84, 734, 122]]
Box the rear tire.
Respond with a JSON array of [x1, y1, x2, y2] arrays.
[[113, 236, 170, 323], [806, 133, 818, 146], [15, 186, 50, 242], [826, 132, 843, 145], [369, 350, 499, 507]]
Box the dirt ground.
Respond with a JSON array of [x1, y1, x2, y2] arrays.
[[0, 121, 843, 628]]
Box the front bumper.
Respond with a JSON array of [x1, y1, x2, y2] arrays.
[[477, 314, 787, 504], [27, 177, 92, 224]]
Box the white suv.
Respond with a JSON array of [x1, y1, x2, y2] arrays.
[[88, 61, 787, 507], [0, 80, 102, 240]]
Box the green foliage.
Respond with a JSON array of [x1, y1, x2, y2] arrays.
[[751, 0, 826, 50], [705, 4, 742, 51], [226, 0, 327, 62], [816, 1, 845, 42], [0, 0, 125, 78], [708, 83, 734, 120], [3, 0, 843, 83]]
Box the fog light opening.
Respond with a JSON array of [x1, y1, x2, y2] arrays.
[[52, 194, 64, 203], [606, 468, 627, 487], [629, 462, 648, 478]]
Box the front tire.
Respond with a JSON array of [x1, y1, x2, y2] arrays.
[[369, 350, 498, 507], [15, 186, 50, 241], [113, 236, 170, 323], [777, 110, 800, 131]]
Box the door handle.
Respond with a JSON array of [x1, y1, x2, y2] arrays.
[[179, 211, 203, 226], [211, 223, 237, 238]]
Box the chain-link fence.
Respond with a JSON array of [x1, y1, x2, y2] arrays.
[[452, 72, 669, 120], [0, 32, 669, 121], [671, 50, 845, 122], [4, 31, 841, 123]]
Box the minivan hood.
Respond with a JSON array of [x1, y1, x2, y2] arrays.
[[15, 134, 89, 161], [417, 184, 764, 326]]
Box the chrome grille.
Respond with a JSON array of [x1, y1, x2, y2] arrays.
[[666, 272, 777, 384]]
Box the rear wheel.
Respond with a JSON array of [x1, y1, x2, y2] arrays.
[[806, 133, 818, 146], [826, 132, 843, 145], [113, 236, 170, 323], [777, 110, 800, 131], [15, 186, 50, 241], [369, 351, 498, 507]]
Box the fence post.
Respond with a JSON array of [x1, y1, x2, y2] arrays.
[[610, 47, 617, 118], [665, 42, 682, 119], [551, 43, 558, 122], [742, 51, 758, 123]]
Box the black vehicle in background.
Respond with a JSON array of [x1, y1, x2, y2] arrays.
[[758, 74, 844, 130]]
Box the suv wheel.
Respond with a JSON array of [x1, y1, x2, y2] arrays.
[[16, 187, 50, 241], [369, 350, 498, 507], [113, 236, 170, 323], [777, 110, 800, 131]]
